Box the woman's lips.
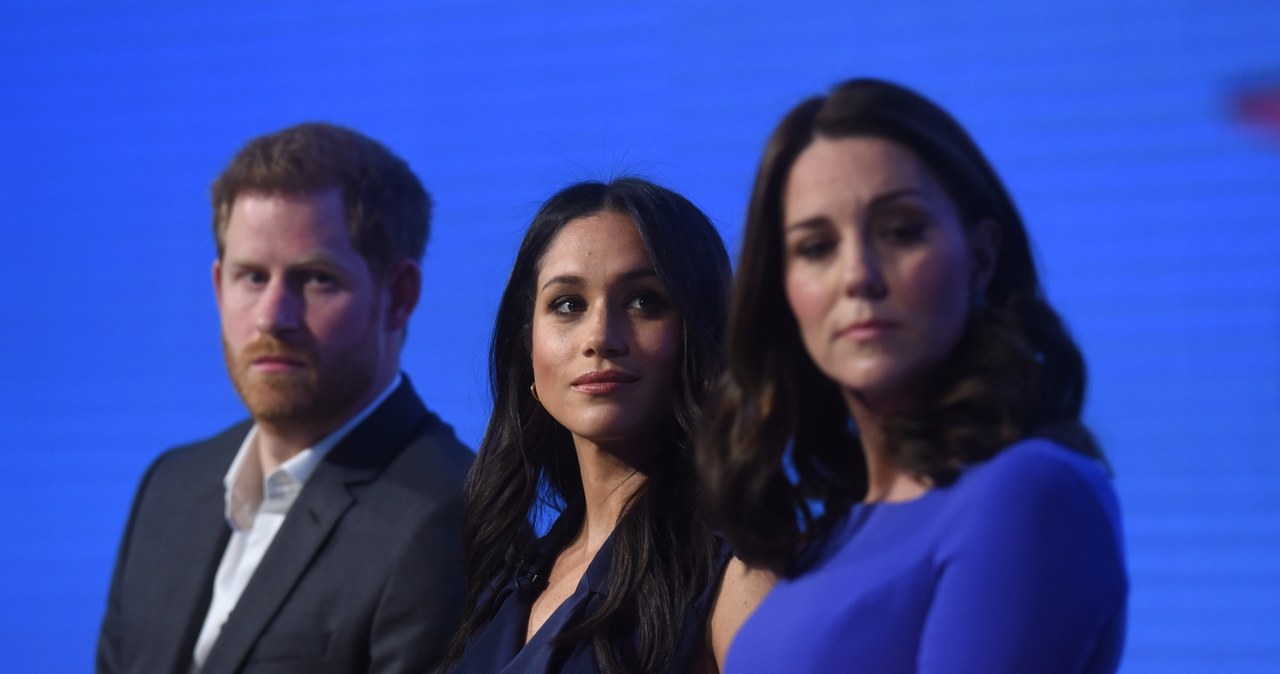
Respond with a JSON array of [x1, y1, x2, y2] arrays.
[[835, 320, 901, 342], [571, 369, 639, 394]]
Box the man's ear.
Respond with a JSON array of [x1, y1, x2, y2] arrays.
[[969, 218, 1000, 293], [212, 259, 223, 306], [384, 259, 421, 332]]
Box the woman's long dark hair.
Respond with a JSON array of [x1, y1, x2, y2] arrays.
[[698, 78, 1107, 576], [442, 178, 732, 673]]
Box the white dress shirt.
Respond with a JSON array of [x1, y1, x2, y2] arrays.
[[190, 374, 401, 671]]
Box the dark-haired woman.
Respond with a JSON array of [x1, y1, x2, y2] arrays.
[[443, 178, 773, 674], [699, 79, 1127, 673]]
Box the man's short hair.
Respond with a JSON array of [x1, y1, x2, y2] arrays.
[[211, 122, 431, 279]]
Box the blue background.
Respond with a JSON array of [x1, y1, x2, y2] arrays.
[[1, 1, 1278, 671]]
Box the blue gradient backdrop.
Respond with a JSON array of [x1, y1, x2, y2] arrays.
[[1, 1, 1278, 671]]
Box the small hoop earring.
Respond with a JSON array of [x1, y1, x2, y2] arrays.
[[530, 382, 540, 403]]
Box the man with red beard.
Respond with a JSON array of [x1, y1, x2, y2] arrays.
[[97, 123, 473, 674]]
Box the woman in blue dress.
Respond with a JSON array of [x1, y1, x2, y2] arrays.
[[442, 178, 773, 674], [698, 78, 1128, 672]]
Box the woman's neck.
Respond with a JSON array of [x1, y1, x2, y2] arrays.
[[844, 389, 929, 504], [569, 436, 651, 557], [522, 437, 652, 646]]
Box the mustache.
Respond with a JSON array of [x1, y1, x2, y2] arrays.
[[240, 337, 313, 364]]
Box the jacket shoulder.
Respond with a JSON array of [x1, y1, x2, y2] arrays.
[[381, 411, 474, 498], [144, 419, 253, 480]]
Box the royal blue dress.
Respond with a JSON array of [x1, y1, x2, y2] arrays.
[[726, 439, 1128, 673], [451, 515, 731, 674]]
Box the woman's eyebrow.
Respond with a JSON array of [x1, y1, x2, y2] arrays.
[[540, 274, 584, 292]]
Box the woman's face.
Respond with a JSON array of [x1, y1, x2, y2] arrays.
[[530, 210, 682, 449], [781, 136, 995, 412]]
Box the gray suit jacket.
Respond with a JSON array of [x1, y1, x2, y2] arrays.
[[97, 379, 473, 674]]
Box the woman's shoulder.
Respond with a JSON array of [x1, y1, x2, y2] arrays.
[[708, 555, 778, 670], [963, 437, 1112, 492], [933, 437, 1129, 629], [945, 438, 1122, 532]]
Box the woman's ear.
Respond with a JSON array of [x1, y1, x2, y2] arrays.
[[969, 218, 1001, 293]]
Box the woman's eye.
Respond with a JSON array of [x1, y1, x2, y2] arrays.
[[627, 292, 670, 316], [878, 220, 927, 245], [793, 238, 835, 260], [549, 296, 585, 315]]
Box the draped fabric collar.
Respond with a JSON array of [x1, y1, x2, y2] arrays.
[[452, 504, 734, 674], [452, 505, 619, 674], [526, 504, 616, 599]]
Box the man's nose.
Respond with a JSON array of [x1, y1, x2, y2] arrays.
[[255, 280, 303, 335]]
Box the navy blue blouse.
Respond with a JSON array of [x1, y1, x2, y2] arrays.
[[451, 516, 731, 674]]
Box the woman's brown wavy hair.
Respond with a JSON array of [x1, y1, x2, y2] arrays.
[[698, 78, 1106, 575]]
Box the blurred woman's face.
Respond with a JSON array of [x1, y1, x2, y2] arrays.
[[781, 136, 995, 413], [530, 210, 682, 449]]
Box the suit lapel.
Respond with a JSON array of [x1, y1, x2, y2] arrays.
[[165, 481, 232, 672], [198, 380, 429, 673], [140, 428, 241, 674], [198, 467, 355, 674]]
